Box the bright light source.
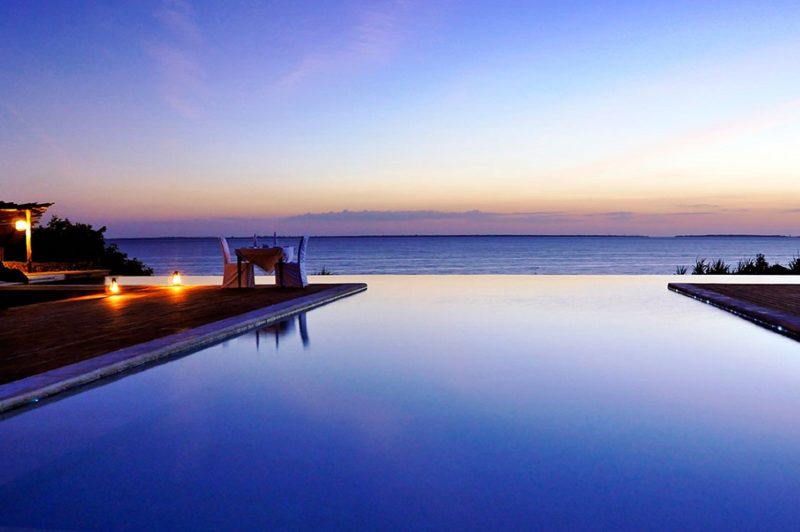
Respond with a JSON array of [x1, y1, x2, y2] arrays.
[[14, 219, 28, 231], [109, 277, 120, 294], [171, 271, 182, 286]]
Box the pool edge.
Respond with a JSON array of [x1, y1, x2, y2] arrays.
[[0, 283, 367, 414], [668, 282, 800, 342]]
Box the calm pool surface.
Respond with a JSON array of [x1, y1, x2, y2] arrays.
[[2, 276, 800, 529]]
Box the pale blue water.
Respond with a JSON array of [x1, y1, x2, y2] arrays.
[[111, 235, 800, 275], [2, 276, 800, 529]]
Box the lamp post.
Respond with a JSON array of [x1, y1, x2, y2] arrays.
[[24, 209, 31, 272], [14, 209, 32, 271]]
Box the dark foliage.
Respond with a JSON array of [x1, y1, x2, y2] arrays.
[[687, 253, 799, 276], [674, 265, 687, 275], [32, 217, 153, 275], [733, 253, 791, 274], [102, 243, 154, 275], [0, 263, 28, 283], [736, 253, 769, 274], [706, 258, 730, 274], [33, 217, 105, 262], [692, 258, 708, 275]]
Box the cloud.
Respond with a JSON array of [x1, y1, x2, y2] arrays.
[[286, 208, 766, 226], [146, 0, 206, 118], [585, 211, 636, 219], [286, 209, 567, 223], [101, 205, 800, 238], [274, 0, 417, 90], [662, 211, 715, 216], [677, 203, 719, 209]]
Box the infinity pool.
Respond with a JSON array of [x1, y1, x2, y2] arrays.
[[2, 276, 800, 529]]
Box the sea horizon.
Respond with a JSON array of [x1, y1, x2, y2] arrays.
[[111, 233, 799, 240], [111, 234, 800, 276]]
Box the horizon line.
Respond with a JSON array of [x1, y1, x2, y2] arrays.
[[108, 233, 797, 240]]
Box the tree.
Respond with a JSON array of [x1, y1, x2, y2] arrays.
[[32, 217, 153, 275]]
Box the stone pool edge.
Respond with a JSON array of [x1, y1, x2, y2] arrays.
[[668, 282, 800, 342], [0, 283, 367, 414]]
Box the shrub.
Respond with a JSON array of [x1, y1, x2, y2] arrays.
[[734, 257, 755, 274], [691, 258, 708, 275], [752, 253, 770, 274], [33, 217, 153, 275], [706, 258, 730, 274], [0, 262, 28, 283], [682, 253, 800, 276]]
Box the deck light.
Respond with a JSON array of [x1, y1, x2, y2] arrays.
[[109, 277, 120, 294], [14, 219, 29, 231], [171, 270, 182, 286]]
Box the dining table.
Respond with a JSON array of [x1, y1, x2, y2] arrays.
[[235, 246, 284, 288]]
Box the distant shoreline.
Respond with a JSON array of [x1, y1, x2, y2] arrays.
[[109, 234, 797, 240]]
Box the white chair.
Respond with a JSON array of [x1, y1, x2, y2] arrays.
[[277, 236, 308, 287], [219, 237, 254, 288]]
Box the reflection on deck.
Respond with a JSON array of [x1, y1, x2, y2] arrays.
[[254, 312, 310, 350]]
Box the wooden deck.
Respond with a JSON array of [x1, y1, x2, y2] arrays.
[[0, 284, 348, 384], [0, 284, 107, 307], [668, 283, 800, 341]]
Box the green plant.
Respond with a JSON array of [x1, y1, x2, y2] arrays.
[[735, 257, 755, 274], [706, 258, 730, 274], [788, 254, 800, 273], [102, 243, 154, 275], [33, 217, 153, 275], [688, 253, 798, 276], [753, 253, 770, 274], [674, 265, 687, 275], [733, 254, 794, 275], [691, 258, 708, 275]]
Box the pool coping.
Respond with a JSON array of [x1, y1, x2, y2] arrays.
[[0, 283, 367, 414], [668, 282, 800, 342]]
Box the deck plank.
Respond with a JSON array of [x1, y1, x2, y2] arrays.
[[668, 283, 800, 341], [0, 284, 346, 384]]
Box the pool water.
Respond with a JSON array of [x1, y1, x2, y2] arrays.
[[2, 276, 800, 529]]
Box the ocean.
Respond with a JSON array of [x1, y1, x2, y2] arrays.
[[110, 235, 800, 275]]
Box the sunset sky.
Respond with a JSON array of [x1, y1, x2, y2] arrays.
[[2, 1, 799, 236]]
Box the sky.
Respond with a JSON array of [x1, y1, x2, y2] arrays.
[[1, 0, 799, 237]]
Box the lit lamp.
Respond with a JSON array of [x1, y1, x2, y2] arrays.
[[13, 210, 33, 271], [109, 277, 120, 294], [171, 270, 182, 286]]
